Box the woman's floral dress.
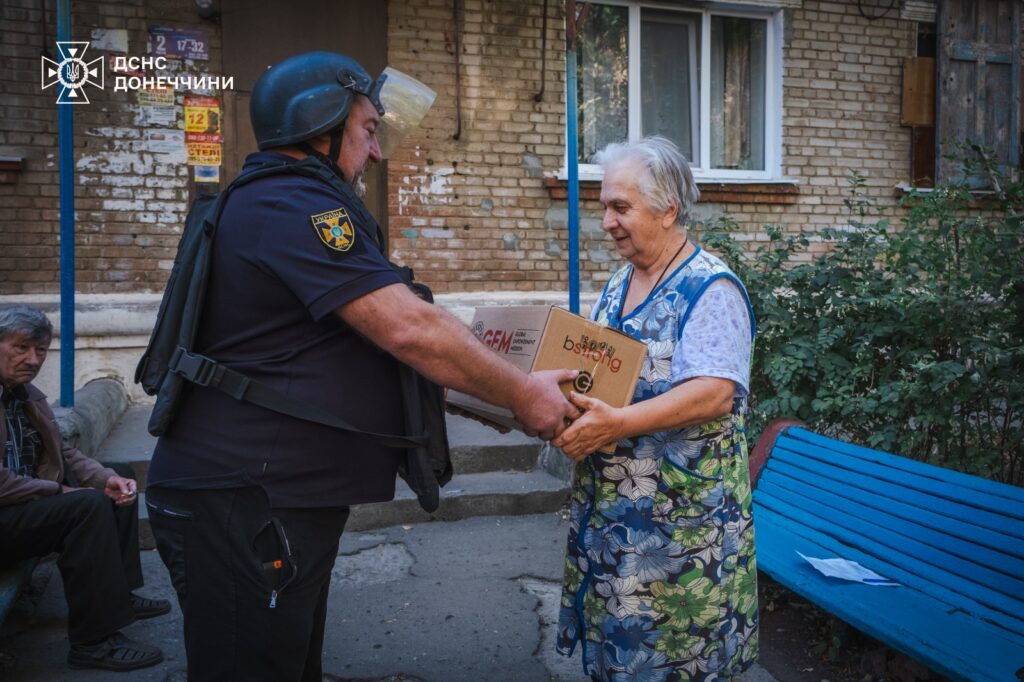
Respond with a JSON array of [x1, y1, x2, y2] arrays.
[[557, 247, 759, 681]]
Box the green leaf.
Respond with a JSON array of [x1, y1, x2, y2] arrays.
[[744, 145, 1023, 485]]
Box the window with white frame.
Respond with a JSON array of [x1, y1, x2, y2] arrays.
[[575, 2, 782, 181]]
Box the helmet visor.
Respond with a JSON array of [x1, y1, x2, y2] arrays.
[[373, 67, 436, 159]]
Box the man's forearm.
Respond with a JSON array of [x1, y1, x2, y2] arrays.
[[337, 284, 528, 410], [398, 304, 531, 408], [339, 283, 577, 439]]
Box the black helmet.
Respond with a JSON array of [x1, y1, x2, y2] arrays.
[[250, 51, 385, 151]]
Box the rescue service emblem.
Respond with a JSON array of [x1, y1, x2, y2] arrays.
[[310, 208, 356, 252]]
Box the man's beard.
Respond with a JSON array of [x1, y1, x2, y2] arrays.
[[352, 171, 367, 198]]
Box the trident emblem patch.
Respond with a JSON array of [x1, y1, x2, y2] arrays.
[[310, 208, 356, 252]]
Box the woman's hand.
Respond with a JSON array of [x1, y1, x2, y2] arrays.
[[552, 392, 627, 461]]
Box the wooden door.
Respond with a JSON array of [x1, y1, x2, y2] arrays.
[[937, 0, 1021, 184], [220, 0, 389, 232]]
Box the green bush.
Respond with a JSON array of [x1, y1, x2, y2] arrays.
[[696, 149, 1024, 485]]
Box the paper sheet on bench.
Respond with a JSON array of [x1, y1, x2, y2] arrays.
[[797, 551, 899, 586]]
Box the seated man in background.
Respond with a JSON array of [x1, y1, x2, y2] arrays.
[[0, 305, 168, 672]]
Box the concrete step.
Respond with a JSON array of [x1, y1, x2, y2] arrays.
[[93, 406, 156, 488], [137, 470, 570, 550], [97, 407, 544, 490], [347, 469, 570, 532]]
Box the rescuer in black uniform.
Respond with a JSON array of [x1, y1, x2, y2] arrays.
[[146, 52, 578, 681]]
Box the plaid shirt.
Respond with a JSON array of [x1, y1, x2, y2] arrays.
[[2, 388, 42, 479]]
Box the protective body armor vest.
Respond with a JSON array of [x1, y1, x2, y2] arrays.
[[135, 156, 452, 512]]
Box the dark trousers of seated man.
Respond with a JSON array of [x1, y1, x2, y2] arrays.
[[147, 484, 349, 682], [0, 462, 142, 644]]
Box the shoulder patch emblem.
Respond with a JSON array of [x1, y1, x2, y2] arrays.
[[310, 208, 356, 252]]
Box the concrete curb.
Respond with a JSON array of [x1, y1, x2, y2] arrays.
[[346, 470, 570, 532], [53, 377, 129, 458]]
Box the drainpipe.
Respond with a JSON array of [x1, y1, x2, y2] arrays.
[[57, 0, 75, 406], [452, 0, 462, 140], [565, 0, 582, 314], [534, 0, 548, 102]]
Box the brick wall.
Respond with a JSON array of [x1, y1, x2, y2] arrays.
[[1, 0, 929, 296], [385, 0, 571, 292], [771, 1, 915, 257], [388, 0, 921, 291], [0, 0, 222, 294]]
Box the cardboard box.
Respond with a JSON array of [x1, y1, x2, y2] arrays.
[[447, 306, 647, 453]]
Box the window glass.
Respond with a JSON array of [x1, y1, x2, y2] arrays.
[[577, 4, 628, 163], [641, 9, 701, 164], [574, 4, 774, 176], [710, 15, 767, 170]]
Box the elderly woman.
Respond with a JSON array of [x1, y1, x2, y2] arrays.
[[553, 137, 758, 681]]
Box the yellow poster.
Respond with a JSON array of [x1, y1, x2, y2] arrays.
[[184, 95, 222, 144], [186, 142, 222, 166], [184, 95, 222, 165]]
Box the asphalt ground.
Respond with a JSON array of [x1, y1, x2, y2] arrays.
[[0, 513, 777, 682]]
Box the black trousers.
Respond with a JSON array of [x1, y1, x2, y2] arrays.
[[147, 485, 349, 682], [0, 462, 141, 644]]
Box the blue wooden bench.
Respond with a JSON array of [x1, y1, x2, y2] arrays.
[[0, 559, 37, 629], [750, 421, 1024, 682]]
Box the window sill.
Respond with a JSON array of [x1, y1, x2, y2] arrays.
[[543, 177, 800, 205], [894, 183, 934, 197], [894, 182, 1009, 208]]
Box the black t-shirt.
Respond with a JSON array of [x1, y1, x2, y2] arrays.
[[148, 152, 405, 507]]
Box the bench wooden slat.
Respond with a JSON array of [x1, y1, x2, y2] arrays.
[[762, 461, 1024, 580], [753, 481, 1024, 630], [758, 474, 1024, 603], [755, 505, 1024, 682], [755, 500, 1024, 637], [784, 427, 1024, 508], [764, 451, 1024, 560], [775, 434, 1024, 524], [772, 441, 1024, 540]]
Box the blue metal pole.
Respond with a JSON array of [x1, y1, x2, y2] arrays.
[[565, 44, 581, 314], [57, 0, 75, 407]]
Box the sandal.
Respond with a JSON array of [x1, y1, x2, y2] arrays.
[[68, 631, 164, 671], [130, 592, 172, 619]]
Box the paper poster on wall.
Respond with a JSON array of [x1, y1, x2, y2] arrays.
[[184, 95, 222, 144], [138, 86, 175, 107], [186, 142, 221, 166], [194, 165, 220, 183], [145, 130, 186, 160], [141, 105, 177, 127], [184, 95, 222, 166], [149, 27, 210, 61]]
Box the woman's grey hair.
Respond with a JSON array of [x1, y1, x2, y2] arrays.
[[593, 136, 700, 228], [0, 306, 54, 343]]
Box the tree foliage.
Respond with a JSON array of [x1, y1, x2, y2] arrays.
[[696, 148, 1024, 484]]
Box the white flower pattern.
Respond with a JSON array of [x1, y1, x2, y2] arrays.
[[604, 457, 659, 500], [595, 576, 643, 618]]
